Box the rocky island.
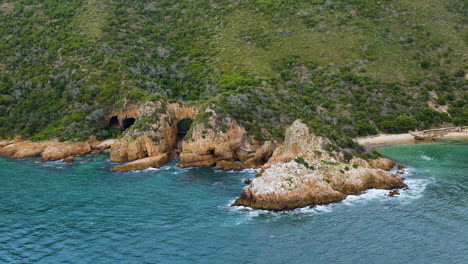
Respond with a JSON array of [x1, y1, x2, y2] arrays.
[[231, 120, 405, 211]]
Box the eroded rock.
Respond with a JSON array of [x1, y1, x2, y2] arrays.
[[40, 142, 91, 161], [112, 154, 169, 172], [232, 120, 406, 211]]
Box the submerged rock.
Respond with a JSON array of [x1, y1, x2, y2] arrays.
[[112, 154, 169, 172], [387, 190, 400, 197], [64, 156, 74, 163]]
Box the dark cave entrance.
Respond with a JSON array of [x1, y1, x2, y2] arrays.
[[122, 117, 136, 131], [177, 118, 193, 140], [109, 116, 120, 129]]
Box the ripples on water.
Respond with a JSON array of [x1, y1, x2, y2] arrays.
[[0, 140, 467, 264]]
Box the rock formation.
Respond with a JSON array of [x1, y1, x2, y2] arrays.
[[232, 120, 406, 211], [263, 120, 344, 169], [0, 139, 95, 161], [178, 111, 275, 169], [112, 154, 169, 172], [109, 101, 198, 162]]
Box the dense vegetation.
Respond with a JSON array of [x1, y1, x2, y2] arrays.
[[0, 0, 466, 146]]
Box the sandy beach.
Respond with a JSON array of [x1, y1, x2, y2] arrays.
[[355, 126, 468, 147]]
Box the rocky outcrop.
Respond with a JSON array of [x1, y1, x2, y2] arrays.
[[175, 107, 276, 169], [368, 158, 395, 171], [92, 139, 117, 150], [0, 139, 103, 161], [178, 118, 246, 167], [232, 120, 406, 211], [178, 153, 216, 168], [263, 120, 343, 169], [0, 140, 13, 148], [414, 126, 468, 141], [112, 154, 169, 172], [232, 161, 347, 210], [215, 160, 249, 171], [232, 159, 406, 211], [40, 142, 91, 161], [349, 157, 371, 168], [108, 102, 277, 171], [0, 141, 48, 159], [110, 102, 198, 162], [350, 157, 395, 171]]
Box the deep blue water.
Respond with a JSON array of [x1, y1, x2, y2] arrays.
[[0, 140, 467, 264]]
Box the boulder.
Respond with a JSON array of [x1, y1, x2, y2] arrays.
[[387, 190, 400, 197], [349, 158, 371, 168], [0, 141, 48, 159], [178, 153, 215, 168], [216, 160, 249, 171], [369, 158, 395, 171], [92, 139, 116, 150], [64, 156, 74, 163], [40, 142, 91, 161], [263, 120, 343, 169], [0, 140, 13, 148], [112, 154, 169, 172]]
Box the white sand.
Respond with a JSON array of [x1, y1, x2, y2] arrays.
[[355, 127, 468, 146], [355, 134, 415, 146]]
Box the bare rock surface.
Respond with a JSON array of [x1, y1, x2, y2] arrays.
[[232, 120, 406, 211], [112, 154, 169, 172], [0, 140, 93, 161], [40, 142, 91, 161], [263, 120, 343, 169]]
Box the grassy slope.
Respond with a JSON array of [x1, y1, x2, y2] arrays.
[[0, 0, 466, 143], [212, 0, 467, 81]]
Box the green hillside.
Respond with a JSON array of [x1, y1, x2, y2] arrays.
[[0, 0, 466, 146]]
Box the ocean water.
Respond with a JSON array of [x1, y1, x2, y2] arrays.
[[0, 140, 467, 264]]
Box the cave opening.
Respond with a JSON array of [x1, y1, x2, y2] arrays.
[[177, 118, 193, 140], [109, 116, 120, 129], [122, 118, 136, 131]]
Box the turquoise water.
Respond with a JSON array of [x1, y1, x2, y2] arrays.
[[0, 140, 467, 264]]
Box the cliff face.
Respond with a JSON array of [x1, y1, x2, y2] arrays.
[[178, 111, 275, 169], [264, 120, 344, 169], [109, 102, 198, 162], [232, 120, 406, 211], [109, 103, 274, 171]]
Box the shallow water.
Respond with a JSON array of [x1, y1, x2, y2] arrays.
[[0, 140, 467, 264]]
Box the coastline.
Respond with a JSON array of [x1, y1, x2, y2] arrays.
[[355, 126, 468, 147]]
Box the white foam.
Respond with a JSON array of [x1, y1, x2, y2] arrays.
[[219, 168, 261, 174], [143, 167, 160, 171], [421, 155, 433, 161]]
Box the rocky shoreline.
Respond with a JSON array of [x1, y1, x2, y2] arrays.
[[0, 102, 412, 211], [231, 120, 406, 211]]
